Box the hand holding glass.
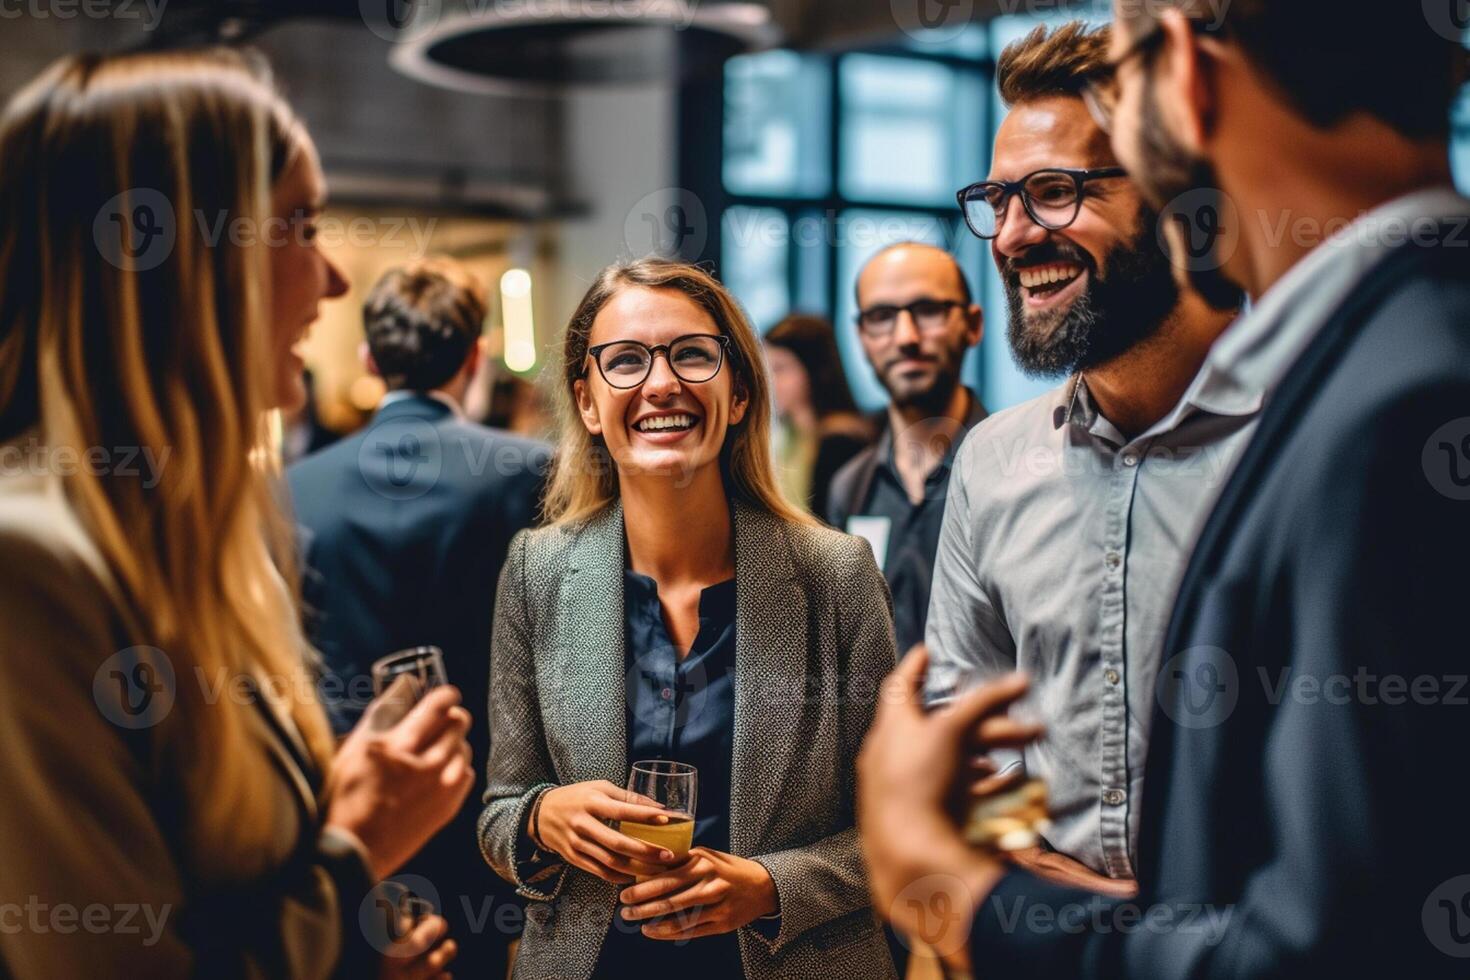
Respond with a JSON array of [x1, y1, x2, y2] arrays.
[[618, 761, 697, 879]]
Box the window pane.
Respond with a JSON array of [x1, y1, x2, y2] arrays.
[[838, 55, 984, 207], [724, 51, 831, 199], [721, 207, 790, 333], [1455, 89, 1470, 195]]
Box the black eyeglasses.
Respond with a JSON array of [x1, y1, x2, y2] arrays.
[[956, 167, 1128, 240], [1082, 19, 1227, 134], [583, 334, 732, 389], [856, 298, 965, 338]]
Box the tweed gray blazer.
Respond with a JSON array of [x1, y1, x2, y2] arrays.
[[478, 499, 899, 980]]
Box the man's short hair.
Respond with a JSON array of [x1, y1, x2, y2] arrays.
[[1120, 0, 1467, 141], [364, 258, 487, 391], [996, 21, 1113, 109]]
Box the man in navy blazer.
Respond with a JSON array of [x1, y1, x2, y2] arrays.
[[289, 258, 549, 976], [858, 3, 1470, 977]]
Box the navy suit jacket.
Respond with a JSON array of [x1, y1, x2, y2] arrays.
[[970, 230, 1470, 976], [287, 393, 549, 964]]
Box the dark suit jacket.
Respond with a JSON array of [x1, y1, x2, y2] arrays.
[[970, 226, 1470, 976], [287, 392, 549, 968]]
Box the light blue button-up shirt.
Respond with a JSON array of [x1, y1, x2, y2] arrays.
[[925, 358, 1262, 879]]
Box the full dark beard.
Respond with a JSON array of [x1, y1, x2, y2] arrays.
[[1137, 79, 1247, 312], [1002, 210, 1181, 379]]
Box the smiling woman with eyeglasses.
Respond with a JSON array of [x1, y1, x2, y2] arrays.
[[478, 257, 899, 980]]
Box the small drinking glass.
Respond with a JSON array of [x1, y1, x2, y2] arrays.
[[371, 645, 447, 700], [619, 760, 697, 877]]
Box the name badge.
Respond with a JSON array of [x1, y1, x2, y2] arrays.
[[846, 515, 892, 570]]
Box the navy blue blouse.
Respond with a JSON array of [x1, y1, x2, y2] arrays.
[[593, 569, 743, 979]]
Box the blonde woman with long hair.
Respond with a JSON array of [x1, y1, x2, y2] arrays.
[[479, 258, 899, 979], [0, 50, 471, 978]]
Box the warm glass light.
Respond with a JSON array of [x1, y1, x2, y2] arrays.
[[501, 268, 536, 373]]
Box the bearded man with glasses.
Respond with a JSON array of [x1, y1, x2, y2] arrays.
[[919, 20, 1249, 905]]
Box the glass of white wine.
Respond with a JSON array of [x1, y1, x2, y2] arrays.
[[619, 760, 697, 879]]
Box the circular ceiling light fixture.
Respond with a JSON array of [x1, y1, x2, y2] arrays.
[[387, 1, 780, 97]]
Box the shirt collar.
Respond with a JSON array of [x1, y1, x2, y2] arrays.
[[378, 388, 464, 418], [1206, 185, 1470, 399]]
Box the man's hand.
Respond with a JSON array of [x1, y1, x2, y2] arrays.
[[857, 644, 1043, 966], [618, 847, 778, 940], [1008, 847, 1139, 899]]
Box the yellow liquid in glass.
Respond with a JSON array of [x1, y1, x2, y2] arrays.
[[618, 814, 694, 861]]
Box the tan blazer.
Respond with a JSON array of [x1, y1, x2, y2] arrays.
[[0, 441, 374, 978], [478, 500, 900, 980]]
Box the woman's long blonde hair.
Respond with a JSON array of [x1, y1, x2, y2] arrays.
[[0, 48, 333, 870], [544, 257, 818, 529]]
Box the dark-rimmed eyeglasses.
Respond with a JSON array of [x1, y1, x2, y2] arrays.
[[855, 298, 965, 338], [956, 168, 1128, 240], [583, 334, 732, 389], [1082, 18, 1227, 134]]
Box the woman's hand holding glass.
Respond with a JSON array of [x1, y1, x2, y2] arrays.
[[617, 847, 777, 939], [534, 780, 685, 884], [325, 681, 475, 881]]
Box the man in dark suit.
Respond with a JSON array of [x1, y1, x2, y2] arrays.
[[858, 3, 1470, 976], [289, 258, 550, 977]]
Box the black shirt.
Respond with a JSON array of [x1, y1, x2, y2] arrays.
[[593, 570, 743, 979], [827, 388, 988, 654]]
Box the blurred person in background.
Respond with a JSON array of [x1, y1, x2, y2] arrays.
[[479, 258, 898, 980], [0, 48, 469, 978], [862, 2, 1470, 976], [827, 243, 988, 656], [280, 368, 339, 465], [288, 257, 550, 978], [763, 314, 874, 517], [925, 21, 1247, 896]]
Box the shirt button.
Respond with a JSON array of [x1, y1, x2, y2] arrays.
[[660, 687, 673, 701], [1103, 789, 1126, 806], [1121, 453, 1138, 467], [1104, 668, 1120, 685], [1104, 551, 1122, 570]]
